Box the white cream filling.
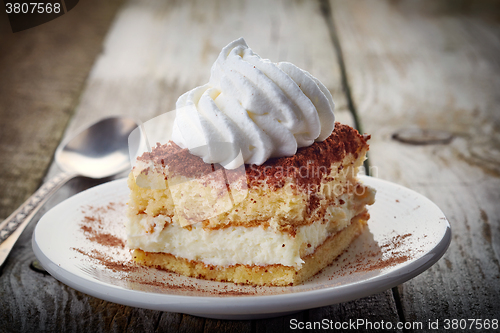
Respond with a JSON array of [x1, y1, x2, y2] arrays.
[[126, 197, 362, 269]]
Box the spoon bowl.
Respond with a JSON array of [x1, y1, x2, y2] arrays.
[[0, 116, 138, 267], [56, 117, 138, 178]]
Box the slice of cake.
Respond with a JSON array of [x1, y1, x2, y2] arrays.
[[126, 38, 375, 286], [127, 123, 375, 286]]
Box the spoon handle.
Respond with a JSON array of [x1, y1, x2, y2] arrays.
[[0, 172, 76, 267]]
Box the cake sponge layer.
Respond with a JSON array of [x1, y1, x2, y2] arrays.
[[126, 187, 374, 268], [132, 212, 368, 286], [128, 123, 371, 230]]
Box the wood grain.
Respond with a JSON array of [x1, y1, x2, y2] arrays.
[[330, 0, 500, 322], [50, 0, 354, 148], [0, 0, 124, 220], [0, 0, 402, 332], [308, 291, 402, 333]]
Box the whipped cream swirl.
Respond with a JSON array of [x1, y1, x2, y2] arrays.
[[172, 38, 335, 168]]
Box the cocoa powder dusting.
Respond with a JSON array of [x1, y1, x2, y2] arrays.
[[327, 231, 424, 279], [73, 248, 138, 273], [71, 203, 423, 295], [136, 122, 369, 191], [80, 214, 125, 248], [245, 123, 368, 191], [73, 203, 260, 296]]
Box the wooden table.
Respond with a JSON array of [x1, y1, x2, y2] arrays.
[[1, 0, 499, 331]]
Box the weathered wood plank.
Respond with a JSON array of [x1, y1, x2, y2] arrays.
[[0, 0, 124, 331], [0, 0, 125, 221], [48, 0, 354, 154], [255, 311, 305, 333], [1, 0, 407, 332], [309, 291, 402, 333], [43, 1, 365, 331], [330, 0, 500, 323]]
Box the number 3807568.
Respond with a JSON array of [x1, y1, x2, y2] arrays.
[[6, 2, 61, 14]]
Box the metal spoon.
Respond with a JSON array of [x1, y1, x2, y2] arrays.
[[0, 116, 138, 267]]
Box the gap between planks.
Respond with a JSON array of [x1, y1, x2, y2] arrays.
[[319, 0, 406, 327], [319, 0, 371, 174]]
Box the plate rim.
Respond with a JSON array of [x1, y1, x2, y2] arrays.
[[33, 176, 451, 317]]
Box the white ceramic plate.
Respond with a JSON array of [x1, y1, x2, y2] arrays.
[[33, 176, 450, 320]]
